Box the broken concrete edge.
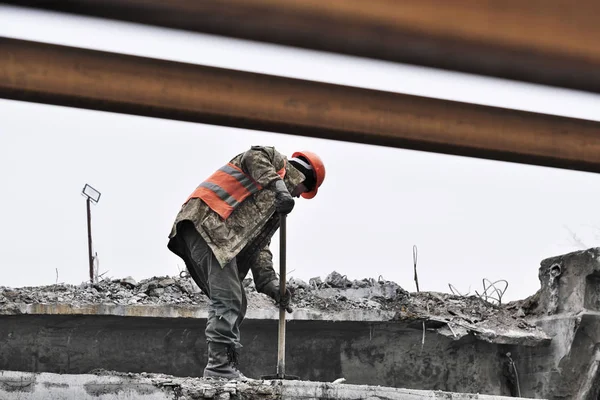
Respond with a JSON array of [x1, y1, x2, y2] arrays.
[[426, 315, 551, 346], [0, 370, 541, 399], [0, 302, 551, 346]]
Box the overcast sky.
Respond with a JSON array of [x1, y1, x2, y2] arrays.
[[1, 5, 600, 301]]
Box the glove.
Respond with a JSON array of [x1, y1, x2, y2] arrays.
[[262, 280, 293, 313], [272, 179, 295, 215]]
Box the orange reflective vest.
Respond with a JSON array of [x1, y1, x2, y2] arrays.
[[186, 162, 286, 220]]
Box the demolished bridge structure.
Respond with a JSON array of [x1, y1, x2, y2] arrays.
[[1, 248, 600, 399]]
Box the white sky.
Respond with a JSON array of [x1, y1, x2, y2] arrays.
[[1, 5, 600, 301]]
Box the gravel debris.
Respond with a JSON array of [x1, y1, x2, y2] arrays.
[[87, 369, 280, 399]]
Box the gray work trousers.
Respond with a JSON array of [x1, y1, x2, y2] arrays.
[[179, 224, 247, 348]]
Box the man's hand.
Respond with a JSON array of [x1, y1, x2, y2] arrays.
[[272, 179, 295, 214], [262, 280, 293, 313]]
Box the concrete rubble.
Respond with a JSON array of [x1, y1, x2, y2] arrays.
[[4, 248, 600, 399], [0, 270, 549, 346], [0, 370, 535, 399]]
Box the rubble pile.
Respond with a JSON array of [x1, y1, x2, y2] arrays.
[[282, 271, 410, 311], [0, 271, 409, 311], [0, 275, 210, 308]]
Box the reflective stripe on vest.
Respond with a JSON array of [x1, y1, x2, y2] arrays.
[[186, 161, 286, 220]]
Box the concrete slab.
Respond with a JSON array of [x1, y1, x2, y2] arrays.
[[0, 273, 549, 347], [0, 370, 170, 400], [0, 314, 517, 394], [0, 272, 552, 397], [0, 370, 541, 399], [0, 302, 550, 347]]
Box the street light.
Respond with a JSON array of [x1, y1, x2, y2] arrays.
[[82, 184, 101, 204], [81, 184, 101, 283]]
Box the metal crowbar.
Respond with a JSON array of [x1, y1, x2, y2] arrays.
[[261, 213, 300, 380]]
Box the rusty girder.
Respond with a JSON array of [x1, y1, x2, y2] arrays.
[[5, 0, 600, 93], [1, 37, 600, 172]]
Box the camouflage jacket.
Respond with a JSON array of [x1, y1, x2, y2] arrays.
[[167, 146, 305, 292]]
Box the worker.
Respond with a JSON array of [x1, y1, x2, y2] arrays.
[[167, 145, 325, 380]]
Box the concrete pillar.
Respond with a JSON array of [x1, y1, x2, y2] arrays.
[[517, 248, 600, 399], [535, 247, 600, 315]]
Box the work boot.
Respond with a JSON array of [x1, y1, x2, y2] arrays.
[[203, 342, 247, 380]]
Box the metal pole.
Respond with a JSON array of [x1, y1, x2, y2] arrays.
[[277, 213, 287, 379], [413, 245, 419, 293], [86, 197, 93, 284]]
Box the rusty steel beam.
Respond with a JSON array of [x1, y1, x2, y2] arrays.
[[4, 0, 600, 93], [1, 37, 600, 173]]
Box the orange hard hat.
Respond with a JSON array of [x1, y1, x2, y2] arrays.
[[292, 151, 325, 199]]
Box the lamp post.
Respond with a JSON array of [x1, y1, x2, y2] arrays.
[[81, 184, 101, 284]]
